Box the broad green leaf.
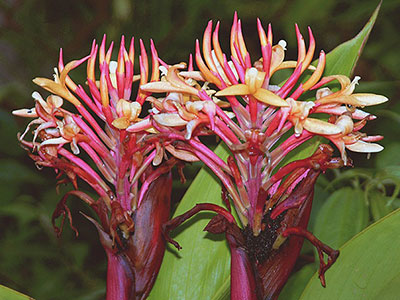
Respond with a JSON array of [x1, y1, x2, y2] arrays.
[[279, 264, 316, 300], [369, 189, 394, 222], [0, 285, 34, 300], [376, 142, 400, 168], [300, 207, 400, 300], [324, 2, 380, 76], [148, 145, 232, 300], [313, 187, 369, 249]]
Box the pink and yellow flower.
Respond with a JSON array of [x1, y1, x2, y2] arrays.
[[13, 36, 180, 300], [141, 14, 387, 299]]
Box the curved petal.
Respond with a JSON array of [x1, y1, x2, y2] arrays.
[[112, 116, 130, 129], [165, 144, 199, 162], [303, 118, 342, 135], [352, 93, 389, 106], [153, 113, 188, 127], [346, 140, 384, 153], [253, 88, 289, 107], [215, 84, 250, 96], [140, 81, 196, 95]]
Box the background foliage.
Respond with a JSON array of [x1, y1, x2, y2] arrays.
[[0, 0, 399, 299]]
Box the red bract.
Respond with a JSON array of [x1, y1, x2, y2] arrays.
[[13, 36, 180, 300], [141, 14, 387, 299]]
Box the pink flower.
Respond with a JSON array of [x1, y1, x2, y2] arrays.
[[13, 36, 179, 300], [141, 14, 387, 299]]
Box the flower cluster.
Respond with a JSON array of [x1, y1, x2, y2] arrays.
[[14, 13, 387, 300], [140, 14, 387, 299], [13, 36, 187, 300]]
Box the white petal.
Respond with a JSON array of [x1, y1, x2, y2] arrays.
[[346, 140, 384, 153], [153, 113, 188, 127], [40, 137, 69, 147], [185, 101, 204, 113], [12, 108, 38, 118], [335, 114, 353, 135], [316, 87, 332, 100], [303, 118, 342, 135], [352, 93, 389, 106], [179, 71, 205, 82]]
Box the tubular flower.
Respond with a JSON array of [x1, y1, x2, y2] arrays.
[[13, 36, 183, 300], [141, 14, 387, 300]]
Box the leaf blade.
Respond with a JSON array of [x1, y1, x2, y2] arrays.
[[148, 145, 232, 300], [300, 208, 400, 300], [0, 285, 34, 300]]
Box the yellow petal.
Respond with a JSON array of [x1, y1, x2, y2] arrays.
[[270, 44, 285, 75], [303, 118, 342, 135], [274, 61, 317, 72], [325, 75, 351, 90], [215, 84, 250, 97], [245, 68, 265, 93], [302, 50, 325, 91], [167, 64, 200, 95], [253, 88, 289, 107], [33, 78, 81, 106], [112, 117, 130, 129]]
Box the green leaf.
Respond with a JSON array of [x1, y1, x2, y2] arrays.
[[369, 189, 394, 222], [313, 187, 369, 249], [324, 1, 381, 76], [148, 145, 232, 300], [376, 142, 400, 169], [0, 285, 34, 300], [279, 264, 317, 300], [300, 207, 400, 300]]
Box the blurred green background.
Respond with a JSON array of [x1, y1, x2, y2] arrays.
[[0, 0, 399, 299]]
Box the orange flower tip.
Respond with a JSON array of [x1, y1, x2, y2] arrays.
[[32, 77, 46, 86], [346, 141, 384, 153], [12, 108, 37, 118], [215, 84, 250, 97], [253, 88, 289, 107], [153, 113, 188, 127], [303, 118, 342, 135], [352, 94, 388, 106]]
